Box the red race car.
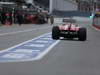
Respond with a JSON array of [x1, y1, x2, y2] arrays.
[[52, 18, 87, 41]]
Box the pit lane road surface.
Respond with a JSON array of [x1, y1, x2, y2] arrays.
[[0, 19, 100, 75], [0, 24, 52, 50]]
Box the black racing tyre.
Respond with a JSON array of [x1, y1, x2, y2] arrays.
[[52, 26, 60, 40], [78, 27, 87, 41], [38, 19, 43, 24], [38, 19, 45, 24]]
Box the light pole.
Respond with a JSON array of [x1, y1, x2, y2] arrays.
[[91, 0, 95, 12], [90, 0, 95, 19], [49, 0, 53, 14]]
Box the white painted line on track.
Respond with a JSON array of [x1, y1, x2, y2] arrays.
[[90, 24, 100, 32], [0, 40, 60, 62], [24, 44, 45, 47], [35, 40, 51, 43], [2, 53, 26, 59], [0, 32, 60, 62], [91, 26, 100, 31], [13, 49, 40, 53], [33, 40, 60, 60], [0, 32, 51, 53], [5, 40, 60, 61], [0, 26, 51, 36]]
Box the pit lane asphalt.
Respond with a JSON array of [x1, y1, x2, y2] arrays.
[[0, 20, 100, 75], [0, 24, 52, 50]]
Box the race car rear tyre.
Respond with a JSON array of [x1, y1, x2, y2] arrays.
[[52, 26, 60, 40], [78, 28, 87, 41], [38, 19, 45, 24]]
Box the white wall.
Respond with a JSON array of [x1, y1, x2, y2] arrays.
[[53, 0, 77, 11]]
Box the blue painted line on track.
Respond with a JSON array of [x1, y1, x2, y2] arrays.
[[0, 33, 60, 62]]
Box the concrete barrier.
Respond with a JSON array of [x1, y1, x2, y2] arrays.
[[53, 10, 91, 17], [92, 18, 100, 30], [54, 17, 90, 23]]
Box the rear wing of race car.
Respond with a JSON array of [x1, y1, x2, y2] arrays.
[[62, 18, 76, 23]]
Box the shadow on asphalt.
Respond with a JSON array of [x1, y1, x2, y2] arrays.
[[60, 38, 78, 41], [60, 38, 87, 42]]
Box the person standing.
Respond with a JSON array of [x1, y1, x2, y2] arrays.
[[16, 10, 23, 26], [5, 11, 13, 25], [50, 15, 54, 25]]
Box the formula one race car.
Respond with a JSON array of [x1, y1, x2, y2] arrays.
[[52, 18, 87, 41], [23, 10, 47, 24]]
